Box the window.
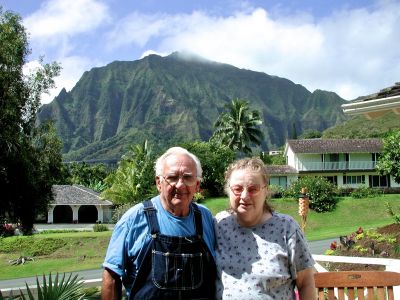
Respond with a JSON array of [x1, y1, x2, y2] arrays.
[[343, 175, 365, 185], [324, 176, 337, 185], [369, 175, 389, 188], [269, 176, 287, 188]]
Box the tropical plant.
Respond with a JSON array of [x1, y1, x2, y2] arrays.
[[376, 129, 400, 184], [0, 273, 85, 300], [101, 140, 157, 205], [211, 99, 264, 156]]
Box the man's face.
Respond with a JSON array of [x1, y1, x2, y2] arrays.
[[156, 154, 200, 217]]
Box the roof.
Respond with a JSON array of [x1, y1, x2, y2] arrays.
[[286, 138, 382, 154], [51, 185, 113, 206], [359, 82, 400, 101], [341, 82, 400, 119], [265, 165, 298, 175]]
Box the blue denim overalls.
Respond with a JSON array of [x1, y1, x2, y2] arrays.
[[129, 200, 216, 300]]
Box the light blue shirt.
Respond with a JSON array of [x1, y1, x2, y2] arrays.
[[103, 196, 216, 285]]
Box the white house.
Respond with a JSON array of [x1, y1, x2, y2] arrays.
[[279, 138, 400, 189], [47, 185, 113, 224]]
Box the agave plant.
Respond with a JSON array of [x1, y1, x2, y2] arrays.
[[0, 273, 85, 300]]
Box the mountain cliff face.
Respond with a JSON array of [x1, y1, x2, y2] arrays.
[[37, 52, 348, 160]]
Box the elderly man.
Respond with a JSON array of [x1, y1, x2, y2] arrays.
[[102, 147, 216, 300]]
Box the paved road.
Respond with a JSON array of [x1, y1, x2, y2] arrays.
[[0, 237, 338, 291]]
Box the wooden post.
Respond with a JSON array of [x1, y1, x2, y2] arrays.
[[298, 187, 309, 233]]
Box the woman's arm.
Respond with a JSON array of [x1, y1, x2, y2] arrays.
[[296, 267, 317, 300]]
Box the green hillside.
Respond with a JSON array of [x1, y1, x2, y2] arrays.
[[323, 111, 400, 138]]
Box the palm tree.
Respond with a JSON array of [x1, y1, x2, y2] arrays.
[[211, 99, 264, 155]]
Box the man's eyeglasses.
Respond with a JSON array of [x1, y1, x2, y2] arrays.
[[229, 184, 266, 196], [161, 174, 198, 186]]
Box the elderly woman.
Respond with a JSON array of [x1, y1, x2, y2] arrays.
[[215, 157, 316, 300]]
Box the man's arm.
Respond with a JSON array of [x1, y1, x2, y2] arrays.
[[101, 268, 122, 300]]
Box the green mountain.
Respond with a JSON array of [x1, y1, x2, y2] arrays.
[[37, 52, 348, 161]]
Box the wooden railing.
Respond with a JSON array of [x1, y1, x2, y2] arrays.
[[313, 254, 400, 298]]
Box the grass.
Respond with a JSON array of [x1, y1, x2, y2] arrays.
[[0, 194, 400, 280], [202, 194, 400, 240]]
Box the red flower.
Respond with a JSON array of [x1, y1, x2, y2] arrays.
[[330, 241, 337, 250]]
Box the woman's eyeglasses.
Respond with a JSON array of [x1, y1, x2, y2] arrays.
[[161, 174, 198, 186], [229, 184, 266, 196]]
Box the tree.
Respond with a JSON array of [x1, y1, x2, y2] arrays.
[[376, 129, 400, 184], [64, 162, 111, 192], [211, 99, 264, 156], [180, 141, 235, 196], [290, 122, 298, 139], [299, 129, 322, 139], [0, 8, 62, 233], [101, 140, 157, 205]]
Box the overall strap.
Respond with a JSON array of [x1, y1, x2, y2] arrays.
[[192, 203, 203, 237], [143, 200, 160, 234]]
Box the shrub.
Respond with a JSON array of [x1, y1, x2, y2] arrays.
[[284, 176, 338, 212], [0, 223, 15, 237], [268, 184, 285, 198], [0, 237, 66, 256], [350, 185, 382, 198], [111, 203, 132, 223], [93, 224, 109, 232], [386, 202, 400, 224], [193, 192, 205, 203]]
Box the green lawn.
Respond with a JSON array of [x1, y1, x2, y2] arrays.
[[202, 194, 400, 240], [0, 194, 399, 280]]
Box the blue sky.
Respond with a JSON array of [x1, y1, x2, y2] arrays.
[[2, 0, 400, 104]]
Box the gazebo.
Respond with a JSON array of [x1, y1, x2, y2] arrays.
[[47, 185, 113, 224]]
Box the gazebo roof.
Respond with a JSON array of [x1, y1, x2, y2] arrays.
[[51, 185, 113, 206]]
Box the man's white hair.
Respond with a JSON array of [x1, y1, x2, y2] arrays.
[[155, 147, 202, 179]]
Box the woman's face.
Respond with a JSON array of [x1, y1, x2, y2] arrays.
[[228, 168, 268, 226]]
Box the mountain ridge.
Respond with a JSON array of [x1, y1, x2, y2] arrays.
[[37, 52, 348, 160]]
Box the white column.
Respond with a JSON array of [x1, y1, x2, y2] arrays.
[[72, 205, 80, 223], [47, 206, 55, 223], [97, 206, 104, 223]]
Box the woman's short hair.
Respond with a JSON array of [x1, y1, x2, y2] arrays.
[[224, 157, 273, 213], [155, 147, 202, 179]]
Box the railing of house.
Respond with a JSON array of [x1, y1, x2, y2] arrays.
[[2, 255, 399, 298], [297, 161, 377, 171], [313, 254, 400, 298]]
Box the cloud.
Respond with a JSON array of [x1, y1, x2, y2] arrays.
[[24, 0, 110, 39], [107, 0, 400, 100]]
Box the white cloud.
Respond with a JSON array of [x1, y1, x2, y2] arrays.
[[106, 0, 400, 100], [24, 0, 110, 39]]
